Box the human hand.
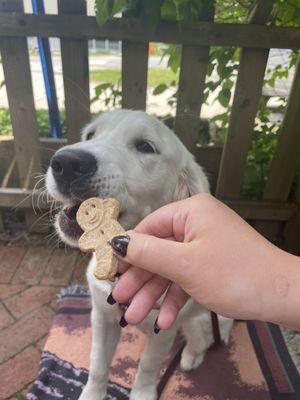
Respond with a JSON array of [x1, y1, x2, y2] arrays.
[[109, 194, 300, 330]]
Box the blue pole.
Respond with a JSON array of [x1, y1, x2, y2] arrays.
[[32, 0, 63, 138]]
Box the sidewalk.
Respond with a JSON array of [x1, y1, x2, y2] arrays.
[[0, 244, 89, 400]]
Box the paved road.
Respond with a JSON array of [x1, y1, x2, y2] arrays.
[[29, 49, 294, 96], [264, 48, 295, 97], [0, 50, 295, 116], [0, 54, 173, 115], [29, 54, 168, 72]]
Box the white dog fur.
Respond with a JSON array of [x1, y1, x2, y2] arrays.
[[46, 109, 233, 400]]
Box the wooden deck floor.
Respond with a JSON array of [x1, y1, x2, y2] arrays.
[[0, 244, 89, 400]]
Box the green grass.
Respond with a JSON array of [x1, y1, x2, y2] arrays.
[[0, 108, 12, 136], [15, 392, 26, 400], [90, 68, 178, 87], [0, 67, 175, 138], [0, 108, 66, 137]]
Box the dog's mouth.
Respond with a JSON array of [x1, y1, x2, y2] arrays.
[[56, 203, 84, 241], [56, 199, 124, 244]]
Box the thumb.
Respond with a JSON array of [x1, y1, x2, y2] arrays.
[[111, 232, 189, 283]]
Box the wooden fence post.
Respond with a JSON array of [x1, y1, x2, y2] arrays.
[[264, 57, 300, 202], [0, 0, 44, 232], [216, 0, 275, 199], [174, 4, 215, 154], [0, 211, 3, 231], [58, 0, 90, 144], [263, 57, 300, 249], [122, 41, 149, 110]]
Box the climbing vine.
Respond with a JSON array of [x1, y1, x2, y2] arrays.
[[94, 0, 300, 199]]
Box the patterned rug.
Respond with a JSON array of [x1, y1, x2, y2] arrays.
[[27, 285, 300, 400]]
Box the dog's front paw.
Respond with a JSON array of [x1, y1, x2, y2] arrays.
[[180, 347, 205, 371], [79, 382, 107, 400], [130, 386, 157, 400]]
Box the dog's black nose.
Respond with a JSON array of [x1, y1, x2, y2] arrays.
[[50, 149, 97, 183]]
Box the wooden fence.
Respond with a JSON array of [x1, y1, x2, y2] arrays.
[[0, 0, 300, 250]]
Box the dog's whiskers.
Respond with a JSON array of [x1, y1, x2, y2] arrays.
[[36, 187, 48, 214], [47, 231, 62, 250], [26, 208, 57, 231], [30, 175, 47, 215]]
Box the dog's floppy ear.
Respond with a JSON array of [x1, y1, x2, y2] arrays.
[[174, 154, 210, 200]]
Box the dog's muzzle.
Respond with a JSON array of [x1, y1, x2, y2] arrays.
[[50, 149, 98, 241], [57, 203, 84, 240], [50, 149, 97, 199]]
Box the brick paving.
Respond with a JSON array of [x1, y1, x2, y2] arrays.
[[0, 244, 89, 400]]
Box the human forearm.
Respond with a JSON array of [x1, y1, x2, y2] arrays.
[[110, 195, 300, 330], [258, 248, 300, 329]]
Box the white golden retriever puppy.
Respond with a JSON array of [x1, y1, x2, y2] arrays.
[[46, 109, 233, 400]]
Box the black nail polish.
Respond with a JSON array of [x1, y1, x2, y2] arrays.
[[106, 293, 116, 305], [154, 318, 160, 334], [111, 235, 130, 257], [119, 315, 128, 328]]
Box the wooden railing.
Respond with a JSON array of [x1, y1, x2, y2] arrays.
[[0, 0, 300, 250]]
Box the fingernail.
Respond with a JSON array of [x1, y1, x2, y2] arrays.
[[106, 293, 116, 305], [119, 315, 128, 328], [111, 235, 130, 257], [154, 318, 160, 334]]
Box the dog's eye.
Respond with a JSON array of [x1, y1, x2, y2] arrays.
[[86, 131, 95, 141], [134, 140, 155, 154]]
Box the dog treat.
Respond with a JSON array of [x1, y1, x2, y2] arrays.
[[76, 198, 125, 281]]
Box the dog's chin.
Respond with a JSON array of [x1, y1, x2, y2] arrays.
[[55, 200, 128, 248], [55, 203, 83, 248]]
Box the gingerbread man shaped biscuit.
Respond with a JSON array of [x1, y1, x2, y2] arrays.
[[76, 198, 125, 281]]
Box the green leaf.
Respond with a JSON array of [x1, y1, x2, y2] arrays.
[[223, 79, 233, 90], [111, 0, 127, 16], [164, 44, 181, 73], [218, 88, 231, 108], [95, 0, 126, 28], [161, 0, 177, 21], [95, 82, 112, 97], [211, 112, 229, 124], [95, 0, 110, 28], [153, 83, 168, 95], [142, 0, 165, 27]]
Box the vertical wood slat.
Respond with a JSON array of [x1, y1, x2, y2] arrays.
[[263, 57, 300, 249], [121, 41, 149, 110], [0, 214, 3, 231], [174, 45, 210, 153], [216, 0, 274, 199], [263, 57, 300, 202], [58, 0, 90, 144], [174, 5, 214, 154], [283, 182, 300, 253], [0, 0, 41, 186], [0, 0, 43, 232]]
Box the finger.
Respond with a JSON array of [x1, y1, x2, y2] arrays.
[[133, 199, 189, 241], [112, 266, 153, 304], [117, 259, 130, 274], [117, 236, 175, 275], [113, 232, 191, 283], [124, 276, 170, 325], [156, 284, 190, 330]]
